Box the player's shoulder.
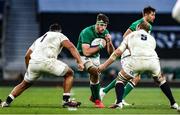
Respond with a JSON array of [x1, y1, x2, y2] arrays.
[[81, 25, 94, 35], [129, 29, 145, 38], [48, 31, 67, 37], [82, 25, 94, 32], [136, 29, 148, 35], [129, 18, 144, 31], [132, 18, 144, 25]]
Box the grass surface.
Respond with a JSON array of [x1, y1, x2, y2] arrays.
[[0, 87, 180, 114]]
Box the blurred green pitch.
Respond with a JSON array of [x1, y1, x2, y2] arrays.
[[0, 87, 179, 114]]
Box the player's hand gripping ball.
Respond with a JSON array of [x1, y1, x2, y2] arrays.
[[91, 38, 106, 49]]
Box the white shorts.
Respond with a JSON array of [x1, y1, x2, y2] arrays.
[[24, 58, 69, 82], [122, 57, 161, 78], [80, 56, 100, 70]]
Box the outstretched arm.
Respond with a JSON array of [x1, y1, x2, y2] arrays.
[[98, 35, 128, 72], [98, 48, 123, 72], [62, 40, 84, 71]]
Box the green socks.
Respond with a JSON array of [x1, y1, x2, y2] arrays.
[[90, 83, 101, 100], [103, 79, 116, 93], [122, 82, 135, 99], [102, 79, 135, 99]]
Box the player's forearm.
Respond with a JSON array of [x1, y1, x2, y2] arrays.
[[102, 58, 115, 69], [106, 42, 115, 55], [69, 46, 82, 63], [83, 47, 100, 56], [109, 48, 122, 61]]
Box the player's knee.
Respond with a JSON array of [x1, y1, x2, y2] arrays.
[[88, 66, 99, 77], [153, 75, 166, 86], [131, 75, 141, 85], [88, 67, 100, 83], [116, 72, 128, 85], [90, 76, 99, 84], [64, 68, 74, 78]]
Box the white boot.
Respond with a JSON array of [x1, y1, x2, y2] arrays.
[[109, 102, 123, 109], [114, 99, 131, 106], [99, 88, 106, 101], [1, 101, 9, 107], [171, 103, 179, 110], [122, 100, 131, 106]]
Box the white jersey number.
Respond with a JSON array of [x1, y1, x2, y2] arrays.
[[141, 34, 147, 41]]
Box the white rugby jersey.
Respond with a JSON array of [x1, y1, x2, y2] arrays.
[[29, 31, 68, 60], [118, 29, 158, 58]]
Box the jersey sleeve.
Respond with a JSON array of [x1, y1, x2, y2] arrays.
[[80, 30, 92, 44], [129, 19, 144, 31], [59, 33, 69, 42], [129, 22, 137, 31]]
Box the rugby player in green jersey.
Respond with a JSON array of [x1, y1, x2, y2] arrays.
[[77, 13, 115, 108], [100, 6, 156, 105]]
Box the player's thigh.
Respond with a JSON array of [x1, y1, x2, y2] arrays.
[[116, 69, 133, 83], [149, 59, 161, 77], [80, 56, 95, 70], [45, 59, 69, 77], [24, 63, 42, 83], [122, 57, 139, 78], [121, 56, 130, 69]]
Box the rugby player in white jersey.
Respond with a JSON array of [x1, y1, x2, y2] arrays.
[[98, 21, 179, 109], [1, 23, 84, 108]]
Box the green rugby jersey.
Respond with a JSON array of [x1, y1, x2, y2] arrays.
[[129, 18, 152, 33], [77, 25, 109, 57]]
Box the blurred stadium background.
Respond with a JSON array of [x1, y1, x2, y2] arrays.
[[0, 0, 180, 87]]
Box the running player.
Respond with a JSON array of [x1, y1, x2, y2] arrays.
[[76, 13, 115, 108]]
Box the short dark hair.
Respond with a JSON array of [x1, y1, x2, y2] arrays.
[[96, 13, 109, 24], [143, 6, 156, 15], [138, 21, 150, 32], [49, 23, 62, 32]]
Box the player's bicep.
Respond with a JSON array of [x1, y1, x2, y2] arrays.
[[62, 40, 75, 50], [81, 31, 92, 44]]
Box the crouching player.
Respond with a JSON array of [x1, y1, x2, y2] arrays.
[[1, 23, 84, 108]]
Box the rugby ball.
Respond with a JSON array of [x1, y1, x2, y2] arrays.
[[91, 38, 106, 47]]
